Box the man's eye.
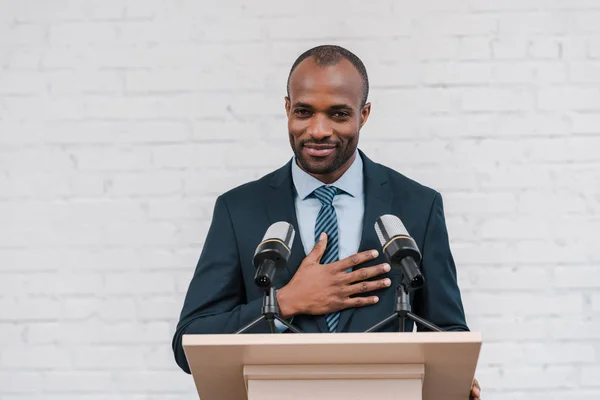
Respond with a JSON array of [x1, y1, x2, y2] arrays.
[[333, 112, 349, 118], [294, 109, 310, 117]]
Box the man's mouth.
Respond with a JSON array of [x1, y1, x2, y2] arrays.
[[303, 144, 336, 157]]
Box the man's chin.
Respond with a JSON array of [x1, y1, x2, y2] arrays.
[[297, 156, 337, 175]]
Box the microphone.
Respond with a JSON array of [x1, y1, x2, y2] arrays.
[[374, 215, 424, 292], [253, 221, 296, 289]]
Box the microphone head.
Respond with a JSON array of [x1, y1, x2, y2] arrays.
[[261, 221, 295, 249], [374, 214, 410, 247], [253, 222, 296, 289], [374, 214, 423, 276]]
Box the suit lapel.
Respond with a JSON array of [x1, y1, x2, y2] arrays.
[[335, 150, 394, 333], [264, 159, 306, 282]]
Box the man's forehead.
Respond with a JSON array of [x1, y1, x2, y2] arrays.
[[288, 57, 363, 105]]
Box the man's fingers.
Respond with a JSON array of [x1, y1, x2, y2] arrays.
[[342, 295, 379, 309], [472, 378, 481, 399], [345, 278, 391, 296], [337, 249, 379, 271], [345, 263, 390, 283], [310, 232, 328, 263]]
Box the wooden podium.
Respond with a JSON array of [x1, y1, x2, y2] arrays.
[[183, 332, 482, 400]]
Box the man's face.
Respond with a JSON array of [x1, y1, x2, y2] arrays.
[[285, 57, 370, 176]]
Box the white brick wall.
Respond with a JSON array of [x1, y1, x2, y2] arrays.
[[1, 0, 599, 398]]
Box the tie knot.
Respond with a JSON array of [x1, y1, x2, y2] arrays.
[[313, 185, 338, 205]]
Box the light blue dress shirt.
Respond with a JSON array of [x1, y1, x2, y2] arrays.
[[275, 151, 365, 332], [291, 151, 365, 259]]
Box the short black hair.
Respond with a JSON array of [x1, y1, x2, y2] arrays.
[[286, 45, 369, 107]]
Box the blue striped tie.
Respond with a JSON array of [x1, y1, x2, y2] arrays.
[[313, 185, 341, 332]]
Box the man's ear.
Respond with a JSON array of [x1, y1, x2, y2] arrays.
[[359, 102, 371, 129], [285, 96, 291, 118]]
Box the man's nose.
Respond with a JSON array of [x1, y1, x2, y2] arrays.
[[306, 114, 332, 140]]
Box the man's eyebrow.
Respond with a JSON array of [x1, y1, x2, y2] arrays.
[[330, 104, 354, 111], [292, 102, 313, 109]]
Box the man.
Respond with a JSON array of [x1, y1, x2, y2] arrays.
[[172, 45, 481, 399]]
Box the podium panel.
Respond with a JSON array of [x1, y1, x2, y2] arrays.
[[245, 364, 424, 400]]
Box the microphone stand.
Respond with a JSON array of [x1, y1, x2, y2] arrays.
[[365, 283, 443, 333], [235, 286, 303, 334]]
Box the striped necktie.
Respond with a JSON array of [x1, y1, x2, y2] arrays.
[[313, 185, 341, 332]]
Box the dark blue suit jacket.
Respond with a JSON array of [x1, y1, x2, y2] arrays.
[[172, 150, 469, 373]]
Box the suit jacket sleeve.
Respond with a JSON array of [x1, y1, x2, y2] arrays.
[[413, 192, 469, 332], [171, 195, 263, 374]]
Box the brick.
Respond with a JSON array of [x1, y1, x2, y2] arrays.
[[572, 113, 600, 134], [416, 38, 459, 60], [421, 62, 492, 85], [555, 267, 600, 288], [569, 62, 600, 83], [72, 146, 153, 171], [529, 38, 562, 59], [108, 172, 183, 196], [461, 87, 535, 111], [498, 12, 568, 35], [470, 0, 542, 10], [99, 298, 137, 321], [44, 121, 190, 144], [115, 21, 197, 44], [0, 72, 46, 94], [0, 96, 85, 121], [0, 23, 46, 45], [46, 71, 123, 94], [136, 295, 181, 320], [420, 14, 498, 36], [582, 367, 600, 387], [369, 63, 420, 87], [573, 12, 600, 33], [71, 346, 146, 369], [458, 37, 492, 60], [152, 143, 229, 169], [61, 297, 103, 320], [492, 38, 529, 59], [534, 63, 569, 83], [592, 293, 600, 312], [463, 293, 583, 316], [538, 88, 600, 110], [502, 366, 578, 389], [559, 37, 589, 59], [2, 345, 73, 369], [545, 0, 600, 9], [0, 172, 71, 198], [105, 272, 176, 294], [3, 46, 43, 70], [443, 192, 517, 215], [0, 372, 41, 393], [459, 266, 550, 290], [469, 317, 549, 341], [516, 191, 587, 214], [83, 93, 229, 119], [48, 22, 119, 44], [0, 272, 104, 295], [480, 342, 596, 365]]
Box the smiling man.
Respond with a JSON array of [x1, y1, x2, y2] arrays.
[[173, 45, 480, 399]]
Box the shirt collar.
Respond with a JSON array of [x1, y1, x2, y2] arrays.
[[291, 150, 363, 200]]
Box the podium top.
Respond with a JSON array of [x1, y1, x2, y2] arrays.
[[183, 332, 482, 400], [183, 331, 481, 346]]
